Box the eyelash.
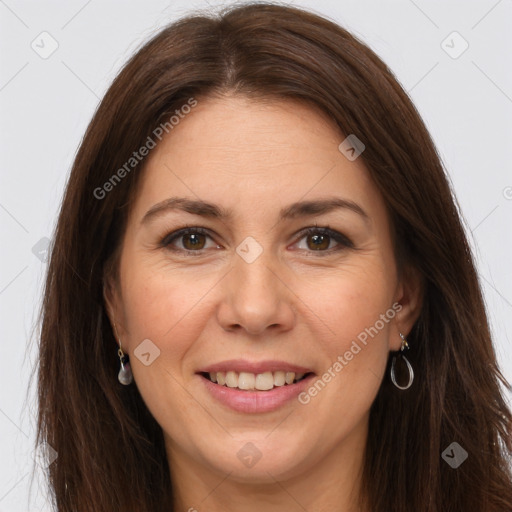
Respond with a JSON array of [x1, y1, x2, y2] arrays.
[[159, 224, 354, 256]]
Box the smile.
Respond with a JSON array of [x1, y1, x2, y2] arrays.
[[201, 370, 311, 391]]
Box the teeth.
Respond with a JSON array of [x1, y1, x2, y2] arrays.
[[255, 371, 274, 390], [225, 371, 238, 388], [273, 371, 286, 387], [238, 372, 255, 390], [205, 370, 308, 390], [285, 372, 295, 384]]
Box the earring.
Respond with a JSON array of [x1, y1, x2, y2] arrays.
[[117, 341, 133, 385], [390, 332, 414, 390]]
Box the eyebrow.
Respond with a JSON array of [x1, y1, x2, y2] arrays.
[[141, 196, 370, 225]]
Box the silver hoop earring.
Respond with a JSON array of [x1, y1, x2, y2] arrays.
[[390, 332, 414, 390], [117, 341, 133, 385]]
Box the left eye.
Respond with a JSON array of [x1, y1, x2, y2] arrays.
[[295, 227, 354, 252], [160, 226, 353, 255]]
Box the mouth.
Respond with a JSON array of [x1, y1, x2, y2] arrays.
[[198, 370, 315, 392], [197, 366, 317, 413]]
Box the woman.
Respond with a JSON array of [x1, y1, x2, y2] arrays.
[[34, 2, 512, 511]]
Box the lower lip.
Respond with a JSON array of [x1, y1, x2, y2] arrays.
[[198, 373, 315, 413]]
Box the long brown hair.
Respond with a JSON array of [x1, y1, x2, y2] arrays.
[[32, 2, 512, 510]]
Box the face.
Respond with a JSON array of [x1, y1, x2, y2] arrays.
[[106, 95, 419, 487]]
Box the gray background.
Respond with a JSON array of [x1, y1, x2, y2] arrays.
[[1, 0, 511, 509]]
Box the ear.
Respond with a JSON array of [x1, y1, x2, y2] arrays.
[[103, 272, 126, 343], [389, 264, 423, 351]]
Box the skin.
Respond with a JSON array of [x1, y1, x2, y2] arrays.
[[105, 94, 422, 512]]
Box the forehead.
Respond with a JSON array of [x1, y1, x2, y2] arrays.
[[154, 95, 344, 170], [129, 95, 384, 225]]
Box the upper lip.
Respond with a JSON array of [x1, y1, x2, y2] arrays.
[[197, 359, 315, 375]]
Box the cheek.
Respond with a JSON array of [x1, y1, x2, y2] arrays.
[[298, 259, 395, 404], [120, 246, 396, 369], [302, 258, 395, 346], [118, 253, 232, 404], [296, 280, 393, 438], [121, 264, 218, 344], [117, 263, 216, 428]]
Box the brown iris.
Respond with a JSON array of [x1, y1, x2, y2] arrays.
[[182, 233, 207, 250], [307, 233, 330, 250]]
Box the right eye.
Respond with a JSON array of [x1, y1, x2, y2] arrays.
[[160, 226, 221, 254]]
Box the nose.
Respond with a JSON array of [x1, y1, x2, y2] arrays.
[[216, 248, 296, 336]]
